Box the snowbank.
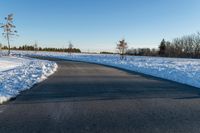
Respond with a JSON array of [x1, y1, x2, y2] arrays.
[[0, 56, 57, 104], [15, 51, 200, 88], [0, 56, 25, 72]]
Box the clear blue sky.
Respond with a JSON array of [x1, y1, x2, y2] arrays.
[[1, 0, 200, 52]]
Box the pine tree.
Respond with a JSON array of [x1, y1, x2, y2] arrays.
[[159, 39, 166, 56]]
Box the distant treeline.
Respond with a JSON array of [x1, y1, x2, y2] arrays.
[[2, 32, 200, 58], [1, 45, 81, 53], [126, 32, 200, 58], [100, 51, 114, 54], [126, 48, 158, 56], [158, 32, 200, 58]]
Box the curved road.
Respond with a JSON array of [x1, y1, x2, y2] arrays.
[[1, 57, 200, 133]]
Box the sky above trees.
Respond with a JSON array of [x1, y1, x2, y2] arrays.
[[1, 0, 200, 52]]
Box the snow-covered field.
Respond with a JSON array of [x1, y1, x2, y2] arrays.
[[16, 51, 200, 89], [0, 55, 57, 104]]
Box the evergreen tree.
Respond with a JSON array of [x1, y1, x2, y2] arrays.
[[159, 39, 166, 56]]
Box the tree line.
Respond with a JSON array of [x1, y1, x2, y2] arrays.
[[116, 39, 158, 58], [126, 48, 158, 56], [158, 33, 200, 58], [1, 44, 81, 53], [119, 32, 200, 58]]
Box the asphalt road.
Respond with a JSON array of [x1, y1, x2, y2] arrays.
[[1, 57, 200, 133]]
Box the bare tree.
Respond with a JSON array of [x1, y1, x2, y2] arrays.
[[0, 14, 17, 55], [68, 41, 73, 55], [0, 43, 2, 55], [34, 41, 38, 53], [0, 43, 2, 50], [194, 32, 200, 58], [117, 39, 128, 60]]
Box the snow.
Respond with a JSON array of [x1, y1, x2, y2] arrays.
[[0, 55, 57, 104], [16, 51, 200, 89], [0, 56, 24, 72]]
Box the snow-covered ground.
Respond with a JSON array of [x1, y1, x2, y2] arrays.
[[15, 51, 200, 89], [0, 55, 57, 104], [0, 56, 23, 71]]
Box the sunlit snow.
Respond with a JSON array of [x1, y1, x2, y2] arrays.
[[0, 55, 57, 104]]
